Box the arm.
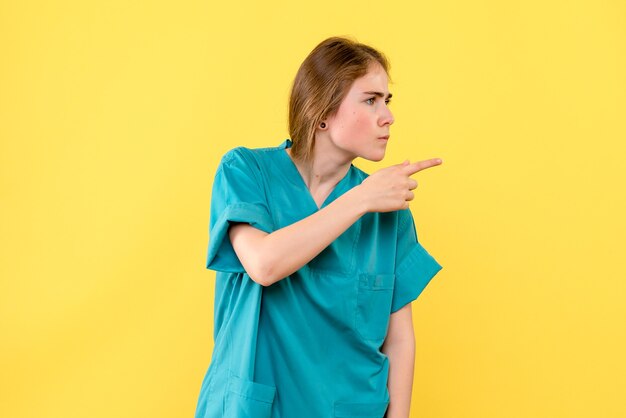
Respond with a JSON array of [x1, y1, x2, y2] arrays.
[[228, 185, 367, 286], [381, 303, 416, 418], [225, 158, 439, 286]]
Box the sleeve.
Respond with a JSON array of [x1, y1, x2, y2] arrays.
[[205, 147, 275, 273], [390, 208, 443, 313]]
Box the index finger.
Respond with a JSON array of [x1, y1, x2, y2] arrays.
[[403, 158, 443, 175]]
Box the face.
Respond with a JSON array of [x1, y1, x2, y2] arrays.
[[323, 62, 395, 162]]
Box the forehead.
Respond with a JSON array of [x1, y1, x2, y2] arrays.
[[349, 63, 389, 93]]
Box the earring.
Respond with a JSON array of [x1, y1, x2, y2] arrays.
[[320, 122, 326, 128]]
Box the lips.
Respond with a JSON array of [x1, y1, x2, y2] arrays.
[[378, 135, 390, 140]]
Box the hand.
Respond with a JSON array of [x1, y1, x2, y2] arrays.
[[357, 158, 443, 213]]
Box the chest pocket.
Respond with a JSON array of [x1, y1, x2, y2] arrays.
[[352, 212, 398, 342], [354, 273, 395, 342]]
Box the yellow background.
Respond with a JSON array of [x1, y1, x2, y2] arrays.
[[1, 0, 624, 417]]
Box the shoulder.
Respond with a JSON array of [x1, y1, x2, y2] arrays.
[[220, 143, 283, 167], [350, 164, 370, 182], [212, 148, 258, 188], [219, 146, 252, 167]]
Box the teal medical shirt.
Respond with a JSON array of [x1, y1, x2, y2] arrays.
[[195, 139, 442, 418]]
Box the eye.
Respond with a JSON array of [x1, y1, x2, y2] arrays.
[[385, 99, 392, 105], [365, 97, 376, 105]]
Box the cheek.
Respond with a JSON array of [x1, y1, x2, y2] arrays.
[[332, 108, 371, 144], [344, 109, 366, 130], [349, 113, 370, 137]]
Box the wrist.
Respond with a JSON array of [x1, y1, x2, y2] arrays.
[[346, 185, 369, 216]]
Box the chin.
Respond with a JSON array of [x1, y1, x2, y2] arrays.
[[363, 151, 386, 162]]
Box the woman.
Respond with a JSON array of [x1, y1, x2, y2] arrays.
[[195, 36, 443, 418]]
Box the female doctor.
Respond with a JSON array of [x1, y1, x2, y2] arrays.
[[194, 36, 444, 418]]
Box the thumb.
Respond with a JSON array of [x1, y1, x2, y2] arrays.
[[401, 159, 410, 166]]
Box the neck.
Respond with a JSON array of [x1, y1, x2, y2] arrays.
[[287, 140, 352, 191]]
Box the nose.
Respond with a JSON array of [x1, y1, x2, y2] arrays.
[[379, 104, 394, 126]]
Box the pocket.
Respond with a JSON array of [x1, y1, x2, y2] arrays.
[[333, 400, 389, 417], [354, 273, 395, 341], [223, 371, 276, 418]]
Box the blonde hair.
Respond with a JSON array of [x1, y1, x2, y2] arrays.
[[288, 36, 391, 165]]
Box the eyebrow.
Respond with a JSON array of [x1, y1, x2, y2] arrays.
[[362, 91, 393, 99]]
